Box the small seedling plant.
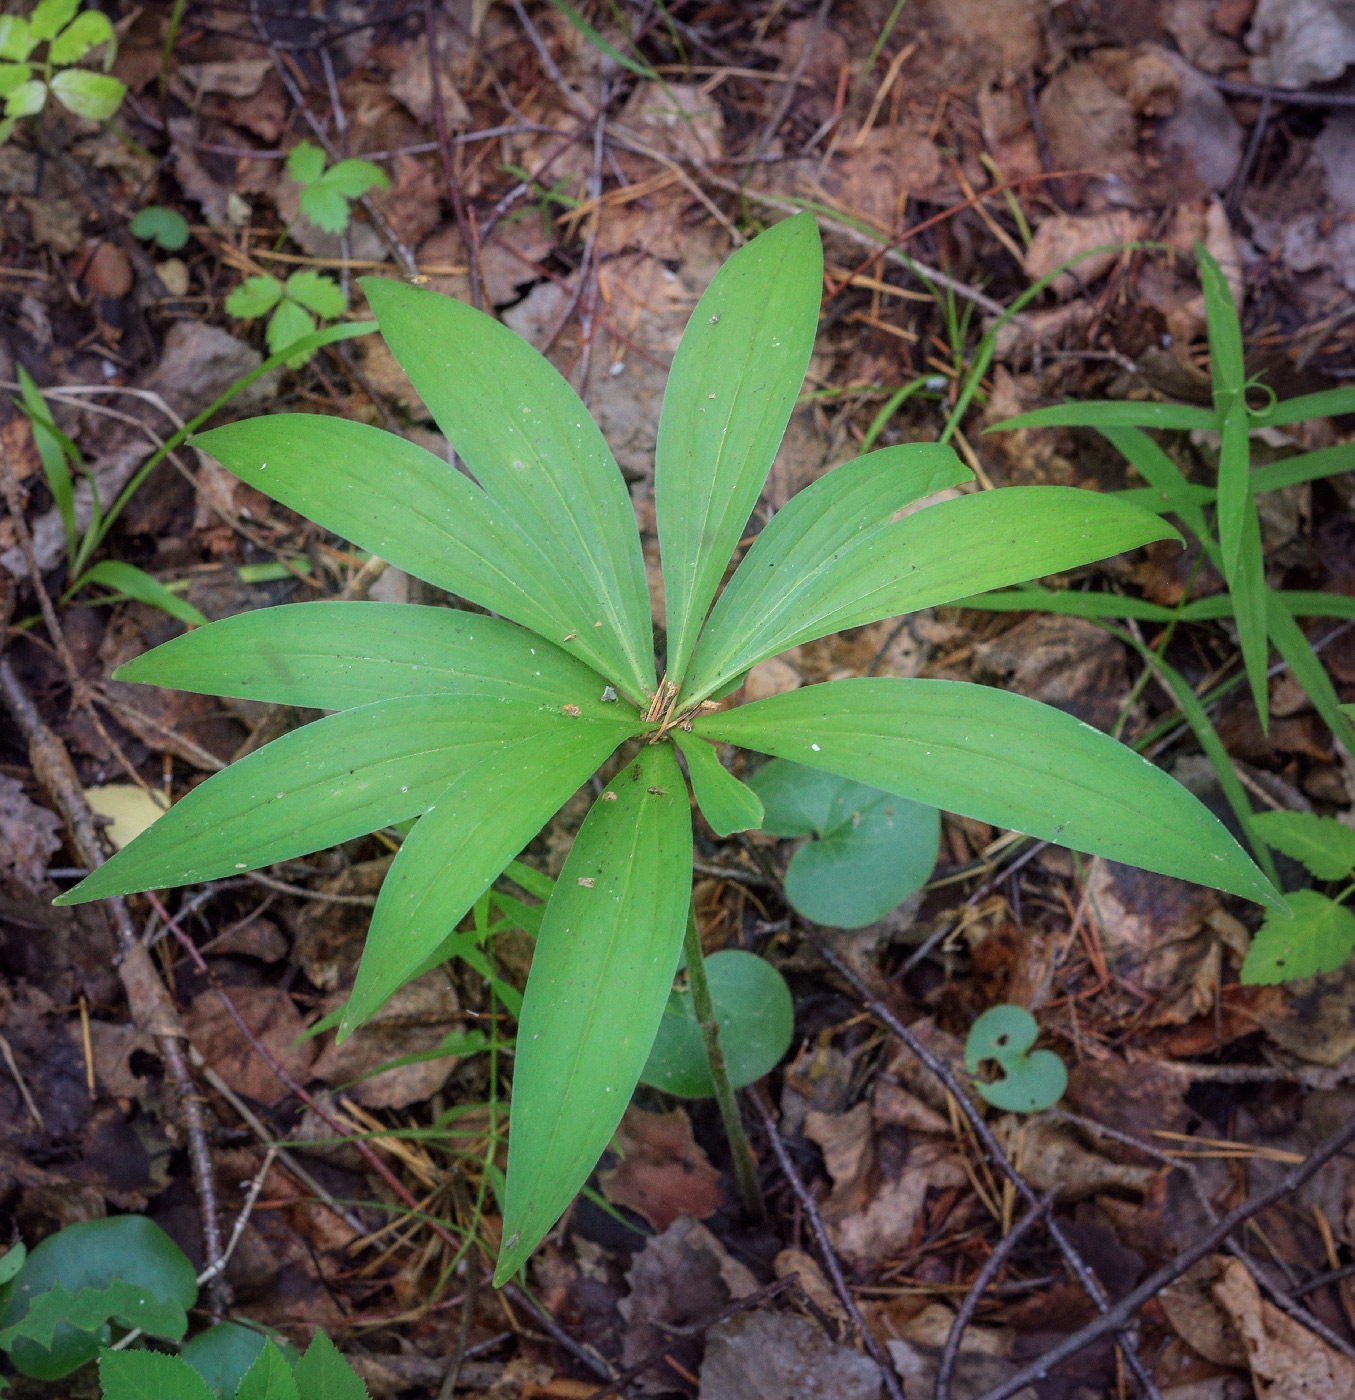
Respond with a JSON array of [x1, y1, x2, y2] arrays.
[[225, 269, 348, 368], [131, 205, 190, 252], [965, 1005, 1067, 1113], [0, 0, 124, 143], [60, 213, 1279, 1285], [286, 139, 387, 235]]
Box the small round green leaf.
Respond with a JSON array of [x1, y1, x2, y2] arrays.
[[0, 17, 37, 62], [267, 298, 317, 366], [320, 157, 388, 198], [4, 77, 46, 117], [965, 1005, 1066, 1114], [225, 274, 284, 320], [285, 139, 327, 187], [0, 61, 32, 98], [299, 182, 351, 234], [49, 67, 123, 120], [747, 758, 939, 928], [640, 949, 794, 1098], [130, 205, 189, 251], [181, 1322, 299, 1396]]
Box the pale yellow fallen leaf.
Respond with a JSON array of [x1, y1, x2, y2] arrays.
[[84, 784, 168, 850]]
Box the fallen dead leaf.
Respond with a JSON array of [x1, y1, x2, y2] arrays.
[[819, 127, 945, 231], [1158, 53, 1245, 193], [741, 655, 802, 704], [620, 81, 723, 163], [773, 1248, 845, 1323], [0, 775, 61, 892], [185, 985, 316, 1106], [1160, 1255, 1249, 1367], [699, 1310, 883, 1400], [83, 785, 167, 851], [1213, 1254, 1355, 1397], [177, 58, 272, 97], [1022, 211, 1145, 298], [210, 916, 288, 963], [1037, 60, 1137, 179], [872, 1078, 952, 1136], [598, 1105, 723, 1231], [388, 33, 471, 127], [999, 1116, 1157, 1200], [1248, 0, 1355, 89], [76, 240, 133, 299]]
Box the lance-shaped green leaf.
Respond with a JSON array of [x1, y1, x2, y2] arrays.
[[1267, 594, 1355, 756], [956, 586, 1179, 622], [116, 602, 630, 717], [496, 742, 691, 1284], [1100, 425, 1211, 538], [683, 487, 1176, 705], [675, 730, 763, 836], [656, 212, 822, 682], [694, 678, 1279, 906], [1249, 388, 1355, 428], [1233, 498, 1270, 728], [1217, 397, 1251, 587], [675, 442, 970, 704], [194, 415, 638, 691], [343, 726, 634, 1035], [987, 401, 1218, 433], [56, 696, 639, 904], [362, 279, 655, 699]]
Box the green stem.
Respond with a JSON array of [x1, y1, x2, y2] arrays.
[[683, 906, 765, 1222]]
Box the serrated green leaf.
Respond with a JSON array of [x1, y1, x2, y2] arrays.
[[656, 212, 822, 683], [987, 402, 1218, 433], [694, 678, 1278, 906], [496, 742, 691, 1284], [4, 78, 45, 116], [0, 1282, 185, 1353], [129, 205, 189, 251], [285, 141, 327, 186], [266, 298, 315, 363], [99, 1350, 215, 1400], [238, 1342, 299, 1400], [1242, 890, 1355, 984], [49, 67, 122, 119], [193, 416, 640, 687], [682, 486, 1176, 705], [58, 695, 632, 905], [319, 157, 387, 198], [225, 275, 284, 319], [640, 950, 793, 1097], [676, 441, 971, 704], [180, 1322, 281, 1396], [1266, 593, 1355, 757], [84, 561, 208, 628], [362, 278, 655, 700], [747, 758, 938, 927], [1251, 811, 1355, 881], [284, 270, 345, 318], [115, 602, 629, 716], [298, 181, 351, 234], [30, 0, 77, 41], [674, 731, 763, 836], [294, 1330, 368, 1400], [343, 720, 640, 1034], [49, 10, 114, 65]]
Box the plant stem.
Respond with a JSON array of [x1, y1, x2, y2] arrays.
[[683, 906, 765, 1221]]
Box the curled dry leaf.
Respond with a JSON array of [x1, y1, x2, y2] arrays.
[[999, 1116, 1157, 1200], [184, 985, 316, 1106], [1160, 1255, 1249, 1368], [1022, 211, 1145, 299]]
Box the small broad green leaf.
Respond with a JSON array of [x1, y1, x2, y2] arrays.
[[293, 1330, 369, 1400], [1267, 594, 1355, 758], [266, 297, 315, 363], [964, 1004, 1066, 1113], [298, 182, 352, 234], [496, 743, 691, 1285], [683, 487, 1176, 706], [363, 278, 655, 701], [57, 695, 636, 905], [319, 157, 388, 198], [180, 1322, 284, 1396], [285, 140, 327, 186], [5, 78, 46, 116], [987, 402, 1218, 434], [29, 0, 77, 40], [674, 731, 763, 836], [0, 1282, 187, 1364], [0, 17, 35, 61], [0, 1245, 24, 1288], [343, 720, 641, 1034], [116, 603, 629, 716], [194, 416, 638, 687], [49, 67, 123, 119], [237, 1342, 299, 1400], [0, 61, 32, 96], [225, 275, 284, 319], [49, 10, 115, 65], [99, 1349, 215, 1400], [641, 950, 794, 1097], [677, 441, 971, 704], [747, 758, 938, 928], [1242, 890, 1355, 985], [129, 205, 189, 250], [1251, 811, 1355, 881], [694, 678, 1279, 907], [84, 561, 208, 628], [656, 212, 822, 683], [284, 269, 345, 318]]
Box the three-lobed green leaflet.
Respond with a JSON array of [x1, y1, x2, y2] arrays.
[[56, 212, 1280, 1285]]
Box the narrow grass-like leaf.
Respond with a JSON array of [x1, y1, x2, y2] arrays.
[[683, 487, 1175, 705], [987, 402, 1218, 433], [1251, 811, 1355, 881], [1273, 592, 1355, 620], [1217, 397, 1251, 583], [496, 743, 691, 1284], [1099, 425, 1212, 539], [674, 730, 763, 836], [84, 561, 207, 628], [194, 415, 639, 691], [1242, 891, 1355, 985], [955, 586, 1178, 622], [694, 678, 1278, 906], [1251, 442, 1355, 494], [656, 212, 822, 683], [675, 442, 970, 703], [362, 279, 655, 699], [56, 697, 638, 904], [343, 726, 635, 1035], [1267, 593, 1355, 756], [1249, 388, 1355, 428], [1233, 497, 1270, 728], [116, 603, 628, 716], [1196, 242, 1245, 401]]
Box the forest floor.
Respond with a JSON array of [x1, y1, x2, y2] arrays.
[[3, 1, 1355, 1397]]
